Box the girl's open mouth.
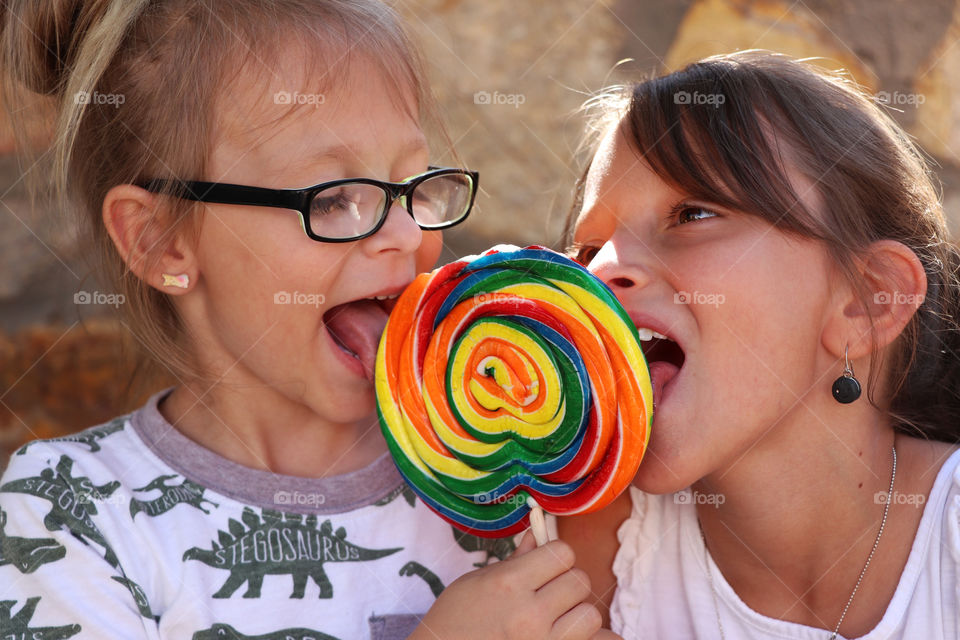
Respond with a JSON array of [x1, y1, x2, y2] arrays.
[[322, 293, 401, 380], [637, 328, 686, 410]]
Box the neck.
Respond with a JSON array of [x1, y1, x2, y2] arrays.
[[158, 381, 387, 478], [695, 400, 902, 635]]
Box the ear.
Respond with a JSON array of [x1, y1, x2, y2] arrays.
[[822, 240, 927, 360], [102, 184, 197, 294]]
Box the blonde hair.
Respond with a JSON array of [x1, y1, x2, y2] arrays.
[[3, 0, 443, 386]]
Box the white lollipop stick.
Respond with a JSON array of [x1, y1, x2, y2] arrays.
[[526, 496, 552, 546]]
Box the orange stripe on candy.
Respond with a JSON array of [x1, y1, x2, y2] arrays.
[[463, 337, 546, 417]]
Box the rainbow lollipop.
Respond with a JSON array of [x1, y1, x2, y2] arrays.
[[375, 245, 652, 539]]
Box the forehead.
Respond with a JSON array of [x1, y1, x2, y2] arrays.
[[578, 115, 823, 226], [579, 123, 684, 213], [209, 45, 426, 181]]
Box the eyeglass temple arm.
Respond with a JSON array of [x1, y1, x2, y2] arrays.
[[142, 180, 308, 212]]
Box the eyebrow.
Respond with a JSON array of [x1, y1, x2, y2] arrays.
[[308, 137, 429, 167]]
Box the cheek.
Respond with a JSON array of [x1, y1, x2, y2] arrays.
[[702, 241, 829, 395], [415, 230, 443, 273], [193, 208, 346, 326], [196, 211, 275, 301]]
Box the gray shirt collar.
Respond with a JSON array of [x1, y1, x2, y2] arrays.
[[129, 387, 405, 514]]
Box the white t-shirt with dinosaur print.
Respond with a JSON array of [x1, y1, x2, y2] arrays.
[[0, 388, 514, 640]]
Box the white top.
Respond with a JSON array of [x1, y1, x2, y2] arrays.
[[0, 389, 510, 640], [611, 448, 960, 640]]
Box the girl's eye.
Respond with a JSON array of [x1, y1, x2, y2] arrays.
[[312, 192, 350, 216], [675, 206, 718, 225], [311, 185, 368, 218]]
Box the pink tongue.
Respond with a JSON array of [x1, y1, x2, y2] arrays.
[[648, 360, 680, 411], [325, 300, 389, 380]]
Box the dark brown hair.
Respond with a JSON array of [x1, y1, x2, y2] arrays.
[[2, 0, 443, 386], [567, 50, 960, 443]]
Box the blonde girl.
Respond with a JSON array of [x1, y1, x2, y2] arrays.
[[0, 2, 606, 639]]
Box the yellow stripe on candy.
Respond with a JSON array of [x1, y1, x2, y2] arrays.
[[550, 278, 648, 377], [379, 324, 496, 484], [450, 322, 564, 437], [422, 387, 506, 475]]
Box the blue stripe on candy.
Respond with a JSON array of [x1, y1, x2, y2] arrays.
[[468, 246, 626, 312], [447, 468, 586, 502], [434, 268, 507, 330], [409, 470, 532, 533], [499, 315, 591, 475], [466, 246, 571, 272], [439, 313, 591, 478]]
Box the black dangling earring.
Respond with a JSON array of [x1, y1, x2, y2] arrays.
[[832, 344, 861, 404]]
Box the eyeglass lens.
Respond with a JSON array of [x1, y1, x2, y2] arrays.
[[307, 172, 473, 239]]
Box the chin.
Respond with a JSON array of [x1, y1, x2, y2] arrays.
[[630, 436, 703, 495], [631, 464, 693, 495], [314, 387, 378, 426]]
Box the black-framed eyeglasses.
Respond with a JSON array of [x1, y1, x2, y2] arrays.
[[140, 166, 478, 243]]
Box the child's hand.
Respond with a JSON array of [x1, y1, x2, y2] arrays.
[[410, 531, 603, 639]]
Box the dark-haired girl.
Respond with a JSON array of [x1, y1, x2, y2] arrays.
[[563, 51, 960, 639]]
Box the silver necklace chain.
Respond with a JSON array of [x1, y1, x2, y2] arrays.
[[700, 445, 896, 640]]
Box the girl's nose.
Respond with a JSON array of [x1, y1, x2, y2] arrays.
[[363, 200, 423, 256], [589, 242, 653, 292]]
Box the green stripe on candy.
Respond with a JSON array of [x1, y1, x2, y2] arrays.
[[476, 257, 638, 338], [377, 404, 530, 522], [443, 318, 585, 468]]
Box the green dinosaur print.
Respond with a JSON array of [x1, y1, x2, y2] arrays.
[[452, 527, 516, 567], [16, 417, 126, 455], [398, 560, 445, 597], [129, 474, 219, 519], [111, 576, 158, 622], [192, 623, 340, 640], [373, 484, 417, 508], [0, 454, 121, 567], [0, 597, 80, 639], [0, 507, 65, 573], [182, 508, 402, 599]]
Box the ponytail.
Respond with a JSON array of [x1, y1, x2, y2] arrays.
[[2, 0, 440, 389]]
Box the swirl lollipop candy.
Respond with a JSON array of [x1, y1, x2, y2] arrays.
[[375, 245, 652, 539]]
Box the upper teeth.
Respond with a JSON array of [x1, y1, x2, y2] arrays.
[[637, 328, 668, 341], [373, 294, 399, 301]]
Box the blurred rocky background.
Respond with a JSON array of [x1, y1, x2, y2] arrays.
[[3, 0, 960, 467]]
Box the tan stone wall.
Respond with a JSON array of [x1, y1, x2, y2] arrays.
[[3, 0, 960, 463], [394, 0, 626, 259], [401, 0, 960, 257]]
